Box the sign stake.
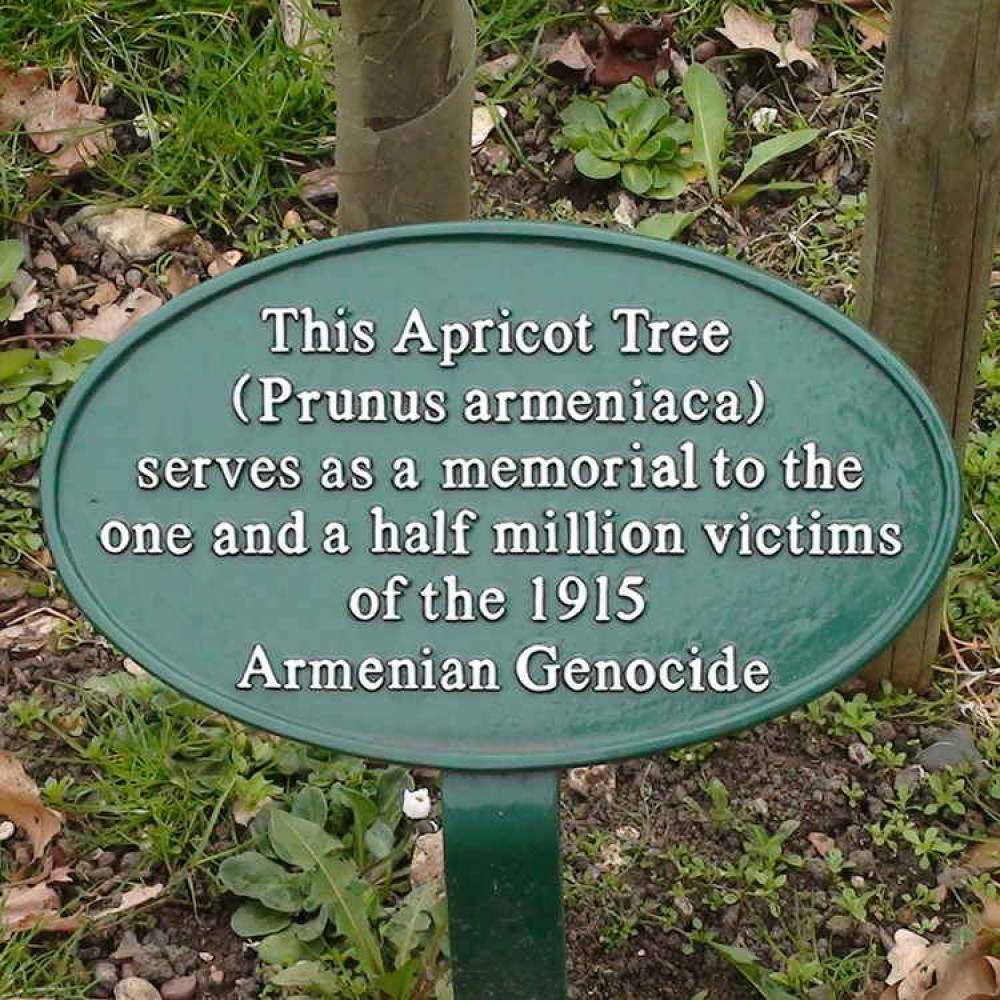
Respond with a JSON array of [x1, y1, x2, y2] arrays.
[[442, 769, 568, 999]]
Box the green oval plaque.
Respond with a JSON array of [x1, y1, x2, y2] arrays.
[[42, 222, 961, 770]]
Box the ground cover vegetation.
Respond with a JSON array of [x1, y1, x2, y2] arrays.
[[1, 0, 998, 997]]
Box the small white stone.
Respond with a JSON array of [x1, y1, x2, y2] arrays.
[[750, 106, 779, 131], [0, 820, 15, 842], [403, 787, 432, 820], [471, 105, 507, 148]]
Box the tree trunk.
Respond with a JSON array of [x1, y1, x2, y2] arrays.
[[335, 0, 476, 234], [856, 0, 1000, 690]]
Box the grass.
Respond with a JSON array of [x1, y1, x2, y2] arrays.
[[0, 0, 336, 231]]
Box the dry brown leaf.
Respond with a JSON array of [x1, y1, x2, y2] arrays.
[[93, 883, 164, 919], [80, 280, 119, 310], [545, 32, 596, 79], [478, 53, 521, 82], [719, 5, 818, 69], [0, 613, 62, 655], [0, 68, 112, 176], [807, 831, 836, 857], [8, 277, 39, 323], [854, 9, 890, 50], [207, 250, 243, 278], [299, 166, 338, 202], [0, 883, 78, 937], [591, 14, 677, 87], [963, 837, 1000, 873], [789, 6, 819, 49], [887, 929, 931, 986], [279, 0, 325, 55], [0, 754, 61, 861], [47, 127, 115, 178], [72, 287, 163, 343], [163, 262, 199, 299], [232, 796, 272, 826], [888, 909, 1000, 1000]]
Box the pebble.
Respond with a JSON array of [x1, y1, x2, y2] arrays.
[[916, 725, 985, 774], [164, 945, 199, 976], [694, 40, 719, 62], [937, 865, 971, 890], [805, 859, 832, 886], [826, 915, 854, 936], [872, 721, 897, 743], [125, 268, 143, 288], [0, 820, 14, 842], [847, 742, 874, 767], [114, 978, 161, 1000], [234, 978, 258, 1000], [55, 264, 78, 290], [119, 850, 144, 872], [94, 960, 119, 992], [112, 931, 142, 961], [101, 249, 125, 274], [807, 987, 835, 1000], [132, 945, 176, 985], [48, 310, 70, 335], [209, 968, 225, 985], [848, 848, 876, 875], [34, 249, 59, 270], [160, 975, 197, 1000]]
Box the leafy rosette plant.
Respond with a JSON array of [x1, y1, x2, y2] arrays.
[[558, 80, 695, 199], [218, 768, 450, 999]]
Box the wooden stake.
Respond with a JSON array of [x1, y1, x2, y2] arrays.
[[857, 0, 1000, 690]]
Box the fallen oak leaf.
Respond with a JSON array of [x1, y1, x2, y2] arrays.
[[0, 68, 112, 175], [719, 5, 818, 70], [0, 66, 48, 131], [47, 125, 114, 178], [93, 883, 164, 920], [0, 752, 62, 862], [20, 78, 104, 155]]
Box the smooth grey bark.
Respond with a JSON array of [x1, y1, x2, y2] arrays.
[[336, 0, 475, 234]]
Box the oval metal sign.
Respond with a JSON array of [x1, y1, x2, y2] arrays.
[[42, 222, 961, 769]]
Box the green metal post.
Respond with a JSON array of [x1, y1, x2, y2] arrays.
[[442, 769, 567, 999]]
